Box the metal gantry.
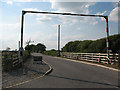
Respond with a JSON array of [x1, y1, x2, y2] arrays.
[[20, 10, 110, 65]]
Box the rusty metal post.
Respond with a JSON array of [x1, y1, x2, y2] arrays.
[[21, 11, 26, 49], [20, 11, 26, 67], [18, 41, 20, 64], [104, 16, 110, 61], [20, 10, 110, 60]]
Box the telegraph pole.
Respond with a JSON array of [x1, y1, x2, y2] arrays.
[[58, 25, 61, 57]]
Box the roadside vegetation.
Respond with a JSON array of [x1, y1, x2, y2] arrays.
[[2, 43, 46, 72], [25, 43, 46, 54], [23, 40, 46, 62], [23, 43, 46, 62], [2, 51, 19, 72], [23, 50, 30, 62], [43, 49, 58, 56], [62, 34, 120, 53]]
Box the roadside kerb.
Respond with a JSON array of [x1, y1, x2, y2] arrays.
[[43, 60, 53, 75], [4, 60, 53, 88]]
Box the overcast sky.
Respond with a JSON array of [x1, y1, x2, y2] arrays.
[[0, 0, 119, 50]]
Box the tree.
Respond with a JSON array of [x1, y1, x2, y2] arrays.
[[25, 44, 36, 54], [6, 47, 10, 51], [35, 43, 46, 53], [25, 43, 46, 54], [61, 34, 120, 53], [25, 39, 34, 46]]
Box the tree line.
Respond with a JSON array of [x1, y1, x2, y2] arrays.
[[25, 43, 46, 54], [62, 34, 120, 53]]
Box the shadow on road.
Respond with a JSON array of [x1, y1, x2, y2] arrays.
[[47, 74, 119, 88]]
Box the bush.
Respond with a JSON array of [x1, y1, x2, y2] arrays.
[[2, 51, 30, 72], [23, 50, 30, 62], [25, 43, 46, 54], [2, 53, 13, 72], [2, 59, 13, 72]]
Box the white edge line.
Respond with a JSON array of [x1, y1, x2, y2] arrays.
[[43, 60, 53, 75]]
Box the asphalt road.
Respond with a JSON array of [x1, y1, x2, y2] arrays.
[[13, 53, 119, 88]]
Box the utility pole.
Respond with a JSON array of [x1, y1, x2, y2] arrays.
[[57, 25, 61, 57]]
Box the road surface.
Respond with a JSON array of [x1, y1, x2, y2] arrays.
[[13, 53, 119, 88]]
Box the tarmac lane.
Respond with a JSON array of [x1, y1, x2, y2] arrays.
[[12, 53, 119, 88]]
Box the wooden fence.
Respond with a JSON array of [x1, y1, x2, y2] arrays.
[[2, 51, 19, 68], [61, 52, 119, 64]]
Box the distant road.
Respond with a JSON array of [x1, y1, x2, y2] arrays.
[[13, 53, 118, 88]]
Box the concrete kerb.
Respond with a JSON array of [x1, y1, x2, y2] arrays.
[[53, 56, 120, 72], [43, 60, 53, 75], [4, 60, 53, 88]]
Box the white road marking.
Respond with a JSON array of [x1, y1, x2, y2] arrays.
[[5, 75, 45, 88]]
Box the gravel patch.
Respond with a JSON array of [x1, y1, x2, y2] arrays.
[[2, 57, 50, 88]]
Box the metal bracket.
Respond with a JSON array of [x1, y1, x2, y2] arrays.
[[104, 16, 108, 20], [22, 10, 27, 15]]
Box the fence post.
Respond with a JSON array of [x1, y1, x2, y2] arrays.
[[81, 54, 82, 60], [77, 54, 79, 60], [12, 54, 14, 68], [92, 53, 93, 61]]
